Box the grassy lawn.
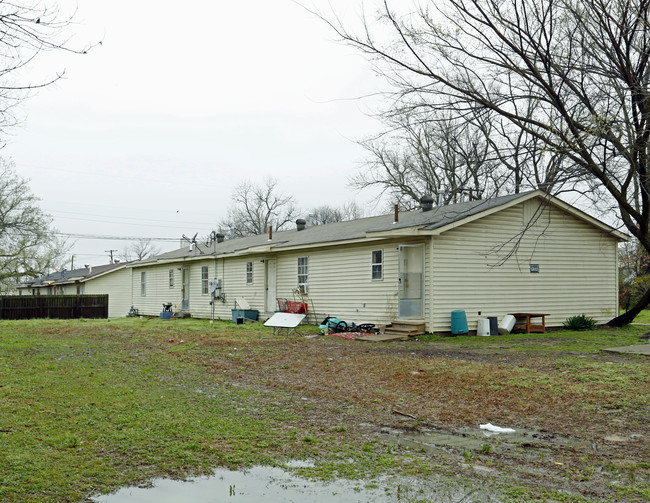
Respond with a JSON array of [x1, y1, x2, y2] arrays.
[[0, 317, 648, 502], [631, 309, 650, 324]]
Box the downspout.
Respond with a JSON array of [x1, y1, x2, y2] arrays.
[[129, 267, 134, 313], [212, 254, 217, 323], [429, 236, 435, 333], [615, 240, 620, 318]]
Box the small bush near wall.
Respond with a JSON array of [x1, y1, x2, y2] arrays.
[[563, 314, 596, 331]]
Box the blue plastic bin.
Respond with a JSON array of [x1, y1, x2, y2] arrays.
[[451, 310, 468, 335], [231, 309, 258, 323]]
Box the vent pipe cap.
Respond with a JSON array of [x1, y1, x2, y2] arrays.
[[420, 195, 434, 212]]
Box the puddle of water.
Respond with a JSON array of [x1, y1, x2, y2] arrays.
[[92, 466, 392, 503], [91, 464, 497, 503]]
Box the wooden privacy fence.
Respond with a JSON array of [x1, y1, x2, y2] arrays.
[[0, 295, 109, 320]]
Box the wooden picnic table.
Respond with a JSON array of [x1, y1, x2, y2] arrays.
[[509, 313, 549, 333]]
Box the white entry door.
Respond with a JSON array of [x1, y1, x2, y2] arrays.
[[265, 259, 277, 313], [398, 244, 424, 319], [181, 267, 190, 310]]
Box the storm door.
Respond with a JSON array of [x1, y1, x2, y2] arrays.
[[265, 259, 277, 313], [181, 267, 190, 310], [398, 244, 424, 319]]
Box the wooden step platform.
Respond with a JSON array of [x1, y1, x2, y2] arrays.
[[382, 320, 426, 338], [357, 333, 411, 342]]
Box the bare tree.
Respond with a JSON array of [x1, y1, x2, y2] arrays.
[[0, 1, 93, 143], [354, 108, 504, 207], [320, 0, 650, 325], [0, 159, 68, 292], [120, 239, 160, 262], [306, 202, 365, 225], [219, 178, 299, 238]]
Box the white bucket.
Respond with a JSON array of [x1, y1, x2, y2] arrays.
[[498, 314, 516, 334], [476, 318, 490, 336]]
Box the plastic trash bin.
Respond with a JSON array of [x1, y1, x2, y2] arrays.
[[488, 316, 498, 335], [476, 318, 490, 336], [451, 310, 468, 335], [499, 314, 516, 334]]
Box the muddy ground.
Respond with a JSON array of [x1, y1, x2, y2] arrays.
[[183, 331, 649, 501]]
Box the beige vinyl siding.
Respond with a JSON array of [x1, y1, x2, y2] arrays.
[[195, 257, 266, 320], [83, 267, 133, 318], [274, 240, 427, 326], [131, 263, 184, 315], [431, 202, 618, 331], [202, 256, 265, 319], [131, 258, 267, 320]]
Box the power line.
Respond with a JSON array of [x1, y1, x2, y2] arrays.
[[19, 161, 232, 192], [51, 209, 216, 226], [7, 229, 184, 242], [53, 214, 212, 230], [54, 232, 180, 242]]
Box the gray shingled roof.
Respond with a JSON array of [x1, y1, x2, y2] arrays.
[[20, 263, 126, 287], [136, 192, 532, 265]]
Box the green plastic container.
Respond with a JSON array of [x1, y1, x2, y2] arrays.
[[231, 309, 258, 323], [451, 310, 468, 335]]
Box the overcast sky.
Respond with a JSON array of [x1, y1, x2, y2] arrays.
[[6, 0, 389, 267]]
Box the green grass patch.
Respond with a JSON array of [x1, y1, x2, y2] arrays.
[[0, 319, 285, 502], [0, 317, 648, 502]]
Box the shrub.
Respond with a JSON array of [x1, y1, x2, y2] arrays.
[[563, 314, 596, 331]]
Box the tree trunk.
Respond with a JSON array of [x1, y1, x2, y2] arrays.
[[607, 285, 650, 327]]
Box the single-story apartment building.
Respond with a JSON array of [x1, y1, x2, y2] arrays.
[[18, 263, 132, 319], [126, 190, 627, 332]]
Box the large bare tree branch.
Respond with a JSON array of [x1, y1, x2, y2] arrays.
[[315, 0, 650, 325]]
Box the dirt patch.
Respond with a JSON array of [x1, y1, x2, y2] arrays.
[[180, 332, 649, 501]]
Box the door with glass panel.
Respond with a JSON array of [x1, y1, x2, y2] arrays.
[[181, 267, 190, 310], [398, 244, 424, 318]]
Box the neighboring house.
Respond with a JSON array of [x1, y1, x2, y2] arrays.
[[128, 190, 627, 332], [18, 268, 89, 296], [81, 264, 133, 318], [18, 263, 132, 318]]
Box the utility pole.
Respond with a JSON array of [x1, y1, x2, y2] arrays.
[[70, 255, 75, 270], [105, 249, 118, 264]]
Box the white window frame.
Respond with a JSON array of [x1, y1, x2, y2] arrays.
[[371, 250, 383, 280], [201, 266, 209, 295], [140, 271, 146, 296], [297, 256, 309, 293], [246, 261, 253, 285], [169, 269, 174, 288]]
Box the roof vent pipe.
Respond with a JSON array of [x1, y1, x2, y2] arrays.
[[296, 218, 306, 231], [394, 204, 399, 224], [216, 233, 225, 243], [420, 195, 434, 212]]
